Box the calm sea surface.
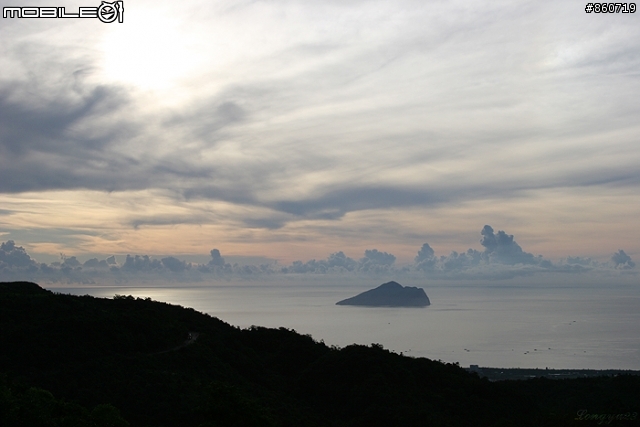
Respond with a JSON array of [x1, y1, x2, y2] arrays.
[[48, 279, 640, 370]]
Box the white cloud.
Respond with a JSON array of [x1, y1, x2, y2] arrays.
[[0, 0, 639, 262]]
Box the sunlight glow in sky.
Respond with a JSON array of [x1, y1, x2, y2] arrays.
[[0, 0, 639, 269]]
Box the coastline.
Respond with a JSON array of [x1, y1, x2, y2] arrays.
[[466, 366, 640, 381]]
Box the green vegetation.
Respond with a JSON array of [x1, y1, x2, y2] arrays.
[[1, 281, 638, 426]]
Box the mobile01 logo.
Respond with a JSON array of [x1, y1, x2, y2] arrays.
[[3, 1, 124, 23]]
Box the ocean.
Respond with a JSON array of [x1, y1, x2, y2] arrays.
[[48, 277, 640, 370]]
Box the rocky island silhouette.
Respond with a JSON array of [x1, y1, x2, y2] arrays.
[[2, 281, 640, 426], [336, 281, 431, 307]]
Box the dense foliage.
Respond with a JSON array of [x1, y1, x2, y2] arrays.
[[1, 282, 638, 426]]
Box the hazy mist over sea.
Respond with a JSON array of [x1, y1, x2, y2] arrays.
[[3, 225, 639, 370], [42, 272, 640, 371]]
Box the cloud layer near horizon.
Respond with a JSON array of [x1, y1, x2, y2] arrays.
[[1, 0, 639, 262], [1, 226, 635, 283]]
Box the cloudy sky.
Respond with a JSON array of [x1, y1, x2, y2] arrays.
[[1, 0, 639, 268]]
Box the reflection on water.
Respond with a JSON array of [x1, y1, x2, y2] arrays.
[[50, 281, 640, 370]]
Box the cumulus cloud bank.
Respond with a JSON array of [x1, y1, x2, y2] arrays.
[[1, 0, 639, 254], [0, 226, 635, 283], [0, 240, 38, 272], [612, 250, 636, 269]]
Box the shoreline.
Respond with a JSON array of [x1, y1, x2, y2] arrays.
[[466, 366, 640, 381]]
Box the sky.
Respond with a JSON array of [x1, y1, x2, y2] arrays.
[[1, 0, 639, 280]]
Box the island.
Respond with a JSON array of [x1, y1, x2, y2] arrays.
[[2, 281, 640, 426], [336, 281, 430, 307]]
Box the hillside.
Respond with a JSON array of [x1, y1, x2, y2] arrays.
[[1, 281, 639, 426]]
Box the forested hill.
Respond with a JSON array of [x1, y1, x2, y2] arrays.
[[1, 282, 638, 427]]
